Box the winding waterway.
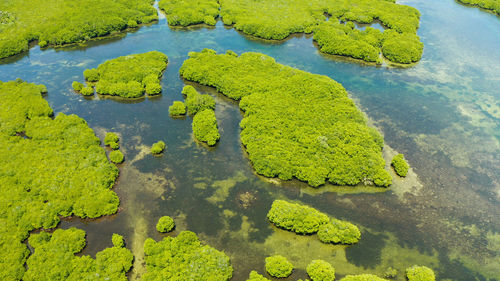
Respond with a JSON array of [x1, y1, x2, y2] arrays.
[[1, 0, 499, 280]]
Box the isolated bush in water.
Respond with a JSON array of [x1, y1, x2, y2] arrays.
[[307, 259, 336, 281], [110, 150, 124, 164], [265, 255, 294, 278], [0, 80, 120, 280], [143, 231, 233, 280], [391, 153, 409, 177], [151, 141, 166, 155], [156, 216, 175, 232], [406, 265, 436, 281], [169, 100, 187, 116], [180, 49, 392, 187], [317, 219, 361, 244], [340, 274, 390, 281], [72, 81, 83, 92], [247, 271, 271, 281], [192, 109, 220, 146], [104, 132, 120, 149]]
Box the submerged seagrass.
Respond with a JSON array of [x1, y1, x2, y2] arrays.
[[0, 0, 157, 59], [180, 49, 392, 187], [0, 80, 120, 280], [160, 0, 423, 64]]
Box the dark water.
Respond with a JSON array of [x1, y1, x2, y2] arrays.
[[1, 0, 499, 280]]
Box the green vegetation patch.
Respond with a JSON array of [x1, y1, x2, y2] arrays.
[[0, 0, 157, 59], [307, 259, 335, 281], [180, 50, 392, 187], [24, 228, 133, 281], [151, 141, 166, 155], [143, 230, 233, 280], [182, 85, 216, 115], [247, 271, 271, 281], [406, 265, 436, 281], [391, 153, 409, 177], [0, 80, 120, 280], [82, 51, 168, 98], [159, 0, 219, 26], [457, 0, 500, 15], [110, 150, 125, 163], [192, 109, 220, 146], [169, 101, 187, 116], [267, 200, 361, 244], [265, 255, 294, 278], [340, 274, 390, 281], [156, 216, 175, 232], [104, 132, 120, 149]]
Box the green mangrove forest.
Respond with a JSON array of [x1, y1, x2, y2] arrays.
[[457, 0, 500, 15], [0, 0, 157, 59], [180, 49, 392, 187], [159, 0, 423, 64]]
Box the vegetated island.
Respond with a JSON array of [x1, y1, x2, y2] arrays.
[[267, 200, 361, 244], [143, 230, 233, 280], [180, 49, 392, 187], [159, 0, 423, 64], [0, 0, 158, 59], [74, 51, 168, 98], [24, 228, 133, 280], [0, 79, 121, 280], [456, 0, 500, 15]]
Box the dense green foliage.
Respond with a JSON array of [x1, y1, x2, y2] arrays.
[[182, 85, 216, 115], [340, 274, 390, 281], [156, 216, 175, 232], [317, 219, 361, 244], [306, 260, 335, 281], [406, 266, 436, 281], [267, 200, 361, 244], [192, 109, 220, 146], [151, 141, 166, 155], [159, 0, 219, 26], [169, 101, 187, 116], [80, 86, 94, 96], [265, 255, 294, 278], [112, 233, 125, 247], [391, 153, 409, 177], [0, 80, 120, 280], [24, 228, 133, 281], [457, 0, 500, 15], [0, 0, 157, 59], [72, 81, 83, 92], [180, 50, 391, 187], [110, 150, 125, 163], [104, 132, 120, 149], [247, 271, 271, 281], [143, 231, 233, 280], [82, 51, 168, 98], [381, 30, 423, 64]]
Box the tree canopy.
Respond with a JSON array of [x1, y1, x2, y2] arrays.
[[180, 49, 392, 187]]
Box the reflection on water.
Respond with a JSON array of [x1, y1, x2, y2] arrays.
[[1, 0, 499, 279]]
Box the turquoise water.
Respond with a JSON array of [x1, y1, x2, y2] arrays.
[[1, 0, 499, 280]]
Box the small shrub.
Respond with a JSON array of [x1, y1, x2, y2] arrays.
[[391, 153, 409, 177], [127, 19, 138, 28], [156, 216, 175, 232], [169, 101, 187, 116], [317, 219, 361, 244], [146, 83, 162, 95], [104, 132, 119, 146], [183, 85, 215, 115], [267, 200, 329, 234], [80, 86, 94, 96], [109, 141, 119, 150], [247, 271, 270, 281], [151, 141, 166, 155], [307, 260, 335, 281], [109, 150, 124, 164], [340, 274, 390, 281], [406, 266, 435, 281], [112, 234, 125, 247], [265, 255, 293, 278], [72, 81, 83, 92], [39, 40, 48, 48], [192, 109, 220, 146], [83, 68, 99, 82]]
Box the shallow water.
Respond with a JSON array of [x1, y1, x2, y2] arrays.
[[1, 0, 499, 280]]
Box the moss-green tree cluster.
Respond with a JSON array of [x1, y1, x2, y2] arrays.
[[182, 85, 216, 115], [192, 109, 220, 146], [169, 101, 187, 116], [406, 266, 436, 281], [159, 0, 219, 26], [457, 0, 500, 15], [143, 230, 233, 280], [340, 274, 390, 281], [268, 200, 361, 244], [247, 271, 271, 281], [105, 132, 120, 149], [0, 80, 120, 280], [391, 153, 409, 177], [24, 228, 133, 281], [151, 140, 166, 155], [306, 259, 335, 281], [180, 50, 392, 187], [159, 0, 423, 64], [265, 255, 294, 278], [156, 216, 175, 232], [110, 149, 125, 163], [77, 51, 168, 98], [0, 0, 157, 59]]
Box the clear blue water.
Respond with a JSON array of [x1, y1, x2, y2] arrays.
[[1, 0, 499, 280]]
